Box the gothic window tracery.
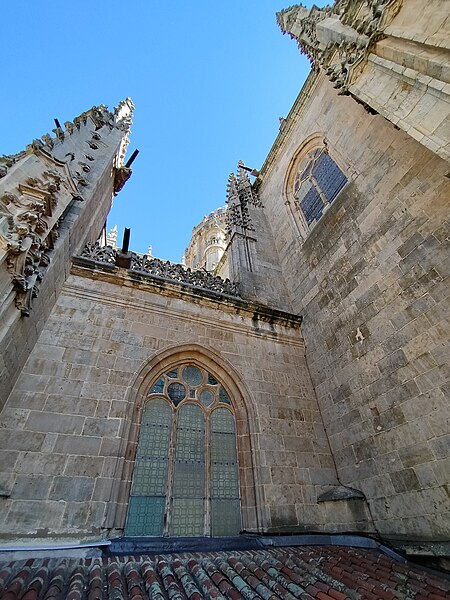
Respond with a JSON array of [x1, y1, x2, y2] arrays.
[[292, 143, 347, 227], [125, 364, 240, 537]]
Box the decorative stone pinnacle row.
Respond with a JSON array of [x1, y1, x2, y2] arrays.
[[79, 242, 241, 297], [0, 97, 135, 180], [277, 1, 403, 95]]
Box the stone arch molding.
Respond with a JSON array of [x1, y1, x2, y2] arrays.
[[108, 343, 265, 535]]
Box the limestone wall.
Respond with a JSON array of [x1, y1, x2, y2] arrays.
[[0, 262, 370, 541], [257, 72, 450, 542]]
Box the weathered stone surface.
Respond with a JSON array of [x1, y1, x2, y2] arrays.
[[253, 66, 450, 541], [0, 264, 340, 538]]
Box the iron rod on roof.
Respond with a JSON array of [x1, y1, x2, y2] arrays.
[[125, 149, 139, 168], [121, 228, 131, 253]]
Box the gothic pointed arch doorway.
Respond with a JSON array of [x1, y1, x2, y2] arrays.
[[125, 363, 240, 536]]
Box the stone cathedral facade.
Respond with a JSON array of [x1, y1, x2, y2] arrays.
[[0, 0, 449, 563]]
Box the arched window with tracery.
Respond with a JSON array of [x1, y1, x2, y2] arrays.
[[291, 142, 347, 228], [125, 364, 241, 536]]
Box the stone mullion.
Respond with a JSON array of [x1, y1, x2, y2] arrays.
[[204, 411, 211, 536], [164, 405, 178, 536]]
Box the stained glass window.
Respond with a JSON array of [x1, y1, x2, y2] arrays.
[[210, 408, 240, 536], [219, 386, 231, 404], [182, 366, 203, 386], [125, 399, 171, 536], [150, 378, 164, 394], [171, 404, 205, 535], [200, 389, 214, 407], [125, 365, 241, 537], [167, 382, 186, 404], [294, 147, 347, 226]]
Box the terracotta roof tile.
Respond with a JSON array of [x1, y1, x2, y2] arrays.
[[0, 546, 448, 600]]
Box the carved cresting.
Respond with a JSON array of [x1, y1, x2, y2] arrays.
[[80, 243, 240, 297], [277, 1, 403, 95], [0, 99, 134, 315]]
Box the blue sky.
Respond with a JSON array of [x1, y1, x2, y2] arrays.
[[1, 1, 326, 262]]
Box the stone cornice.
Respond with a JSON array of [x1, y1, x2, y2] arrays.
[[71, 256, 303, 331]]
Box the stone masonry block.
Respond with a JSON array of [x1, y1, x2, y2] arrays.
[[283, 436, 314, 453], [43, 395, 82, 415], [377, 349, 408, 375], [14, 374, 48, 393], [81, 382, 126, 401], [269, 504, 298, 529], [15, 452, 67, 476], [398, 444, 435, 468], [429, 435, 450, 459], [62, 348, 96, 365], [5, 391, 47, 411], [49, 476, 94, 502], [12, 475, 52, 500], [270, 466, 295, 485], [100, 437, 122, 457], [53, 434, 102, 456], [64, 456, 104, 478], [25, 412, 85, 435], [389, 468, 421, 493], [6, 500, 65, 531], [61, 501, 90, 529], [0, 431, 46, 452], [82, 417, 121, 438], [373, 407, 406, 432], [92, 478, 114, 502]]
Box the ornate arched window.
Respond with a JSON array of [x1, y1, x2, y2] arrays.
[[125, 364, 241, 537], [290, 140, 348, 228]]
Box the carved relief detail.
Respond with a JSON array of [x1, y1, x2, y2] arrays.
[[0, 159, 79, 315]]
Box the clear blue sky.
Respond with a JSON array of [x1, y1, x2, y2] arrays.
[[1, 1, 326, 262]]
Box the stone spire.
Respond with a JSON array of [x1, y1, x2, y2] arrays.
[[226, 161, 263, 235], [0, 99, 134, 316], [106, 224, 118, 248]]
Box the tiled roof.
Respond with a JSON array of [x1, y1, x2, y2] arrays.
[[0, 545, 449, 600]]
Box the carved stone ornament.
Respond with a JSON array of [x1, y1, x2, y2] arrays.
[[277, 1, 403, 94], [0, 150, 27, 179], [80, 243, 240, 298], [0, 153, 79, 315], [225, 161, 263, 235], [113, 166, 132, 195]]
